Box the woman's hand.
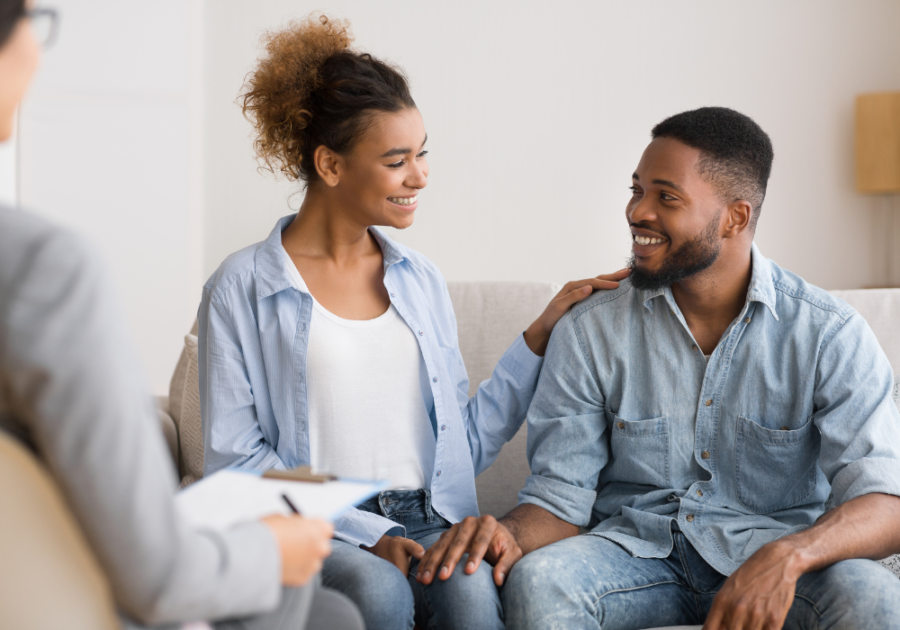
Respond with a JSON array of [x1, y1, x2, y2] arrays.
[[363, 535, 425, 575], [524, 269, 630, 356], [262, 515, 334, 587]]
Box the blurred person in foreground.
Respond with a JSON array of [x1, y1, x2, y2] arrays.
[[0, 2, 362, 629]]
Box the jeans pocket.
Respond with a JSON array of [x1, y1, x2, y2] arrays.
[[607, 413, 670, 488], [735, 415, 820, 514]]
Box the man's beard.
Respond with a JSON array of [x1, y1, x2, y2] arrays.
[[628, 215, 722, 291]]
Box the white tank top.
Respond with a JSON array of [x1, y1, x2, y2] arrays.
[[283, 249, 436, 490]]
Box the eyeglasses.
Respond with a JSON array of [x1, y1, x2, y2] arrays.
[[25, 7, 58, 49]]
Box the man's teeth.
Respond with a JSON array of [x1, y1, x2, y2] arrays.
[[389, 196, 417, 206], [634, 235, 665, 246]]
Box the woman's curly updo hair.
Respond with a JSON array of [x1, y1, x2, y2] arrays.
[[241, 14, 416, 185]]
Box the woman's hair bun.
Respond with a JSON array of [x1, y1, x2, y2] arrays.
[[241, 13, 414, 184]]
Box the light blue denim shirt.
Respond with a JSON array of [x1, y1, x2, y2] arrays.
[[520, 244, 900, 576], [199, 215, 542, 547]]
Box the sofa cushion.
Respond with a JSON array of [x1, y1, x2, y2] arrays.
[[173, 333, 203, 487]]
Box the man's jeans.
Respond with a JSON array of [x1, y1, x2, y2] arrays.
[[504, 532, 900, 630], [322, 490, 503, 630]]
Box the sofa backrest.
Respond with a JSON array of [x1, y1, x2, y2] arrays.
[[448, 284, 900, 517]]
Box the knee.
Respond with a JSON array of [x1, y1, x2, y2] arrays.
[[799, 559, 900, 628], [327, 561, 413, 630], [504, 548, 570, 612]]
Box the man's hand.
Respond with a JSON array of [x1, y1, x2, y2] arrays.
[[415, 515, 522, 587], [524, 269, 630, 356], [363, 534, 425, 575], [261, 515, 333, 587], [703, 540, 804, 630]]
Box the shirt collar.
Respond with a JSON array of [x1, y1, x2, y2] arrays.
[[254, 215, 409, 301], [746, 242, 779, 320], [641, 242, 779, 321]]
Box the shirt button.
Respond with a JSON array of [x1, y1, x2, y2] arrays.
[[744, 317, 751, 323], [686, 514, 695, 522], [701, 451, 710, 460], [436, 471, 441, 476], [692, 344, 698, 351], [617, 421, 625, 429], [418, 330, 424, 336], [432, 377, 438, 383], [705, 399, 713, 407], [390, 292, 395, 297], [441, 425, 446, 431], [780, 426, 789, 431], [697, 489, 703, 497]]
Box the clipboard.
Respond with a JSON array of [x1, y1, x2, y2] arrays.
[[176, 467, 387, 532]]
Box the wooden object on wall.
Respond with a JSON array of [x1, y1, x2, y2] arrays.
[[856, 92, 900, 193]]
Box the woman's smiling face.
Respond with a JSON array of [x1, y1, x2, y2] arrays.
[[327, 107, 429, 230]]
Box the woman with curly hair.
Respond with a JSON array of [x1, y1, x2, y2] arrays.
[[199, 14, 626, 630]]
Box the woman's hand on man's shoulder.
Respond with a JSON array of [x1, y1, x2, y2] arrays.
[[524, 269, 630, 356]]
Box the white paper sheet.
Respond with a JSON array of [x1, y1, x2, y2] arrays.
[[176, 470, 387, 532]]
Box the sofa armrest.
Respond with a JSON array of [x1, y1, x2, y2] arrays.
[[154, 395, 180, 475]]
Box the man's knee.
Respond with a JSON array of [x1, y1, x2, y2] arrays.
[[504, 546, 574, 611], [791, 559, 900, 629]]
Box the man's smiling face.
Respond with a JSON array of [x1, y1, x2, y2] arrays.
[[625, 137, 727, 291]]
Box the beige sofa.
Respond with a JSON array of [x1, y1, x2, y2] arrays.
[[156, 283, 900, 630]]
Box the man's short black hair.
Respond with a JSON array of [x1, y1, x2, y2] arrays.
[[651, 107, 774, 231]]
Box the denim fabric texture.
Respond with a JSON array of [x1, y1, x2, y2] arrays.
[[503, 532, 900, 630], [322, 490, 503, 630], [519, 244, 900, 576], [198, 215, 542, 547]]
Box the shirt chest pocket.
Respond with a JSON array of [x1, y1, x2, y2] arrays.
[[734, 415, 820, 514], [607, 413, 671, 488]]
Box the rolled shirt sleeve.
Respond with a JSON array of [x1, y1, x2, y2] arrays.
[[813, 311, 900, 505], [517, 312, 609, 527]]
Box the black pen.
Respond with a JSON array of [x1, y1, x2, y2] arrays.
[[281, 493, 302, 516]]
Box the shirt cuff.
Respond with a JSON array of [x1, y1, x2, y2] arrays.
[[517, 474, 596, 527], [499, 333, 544, 384], [332, 508, 404, 547], [832, 457, 900, 506]]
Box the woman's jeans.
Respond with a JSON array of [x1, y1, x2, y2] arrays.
[[503, 531, 900, 630], [321, 489, 504, 630]]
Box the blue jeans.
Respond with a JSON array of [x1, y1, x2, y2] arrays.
[[504, 531, 900, 630], [322, 489, 504, 630]]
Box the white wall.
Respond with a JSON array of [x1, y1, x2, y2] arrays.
[[12, 0, 900, 394], [18, 0, 205, 394], [204, 0, 900, 291]]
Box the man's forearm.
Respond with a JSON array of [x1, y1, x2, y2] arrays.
[[775, 493, 900, 574], [500, 503, 580, 555]]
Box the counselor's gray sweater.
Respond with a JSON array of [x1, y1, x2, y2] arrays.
[[0, 206, 281, 626]]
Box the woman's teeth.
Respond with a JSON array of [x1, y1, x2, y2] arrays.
[[634, 235, 665, 246], [389, 196, 417, 206]]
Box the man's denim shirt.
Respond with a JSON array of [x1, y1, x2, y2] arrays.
[[199, 215, 542, 547], [519, 244, 900, 576]]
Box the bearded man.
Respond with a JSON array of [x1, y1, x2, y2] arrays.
[[416, 107, 900, 630]]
